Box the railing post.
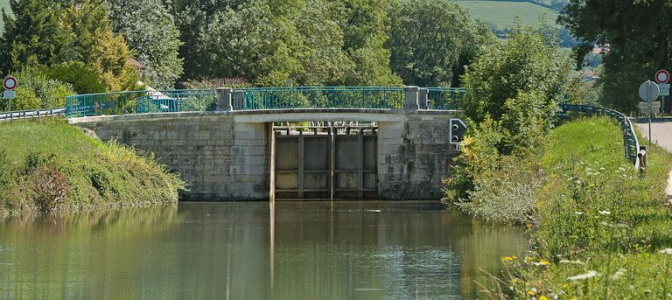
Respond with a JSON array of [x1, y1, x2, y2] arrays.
[[216, 88, 233, 112], [404, 86, 420, 112], [419, 88, 429, 109], [233, 89, 246, 110]]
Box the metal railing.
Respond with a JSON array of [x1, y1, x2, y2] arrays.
[[65, 89, 217, 118], [0, 107, 66, 121], [232, 86, 405, 110], [561, 104, 642, 169], [426, 88, 465, 110], [65, 86, 466, 117]]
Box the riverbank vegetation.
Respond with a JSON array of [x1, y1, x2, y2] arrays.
[[444, 11, 672, 296], [494, 117, 672, 298], [0, 119, 185, 215]]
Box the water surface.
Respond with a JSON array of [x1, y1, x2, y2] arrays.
[[0, 202, 527, 299]]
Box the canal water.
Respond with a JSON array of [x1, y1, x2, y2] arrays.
[[0, 202, 527, 299]]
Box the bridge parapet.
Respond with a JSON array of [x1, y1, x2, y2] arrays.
[[65, 86, 464, 118]]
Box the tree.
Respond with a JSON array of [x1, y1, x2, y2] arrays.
[[0, 0, 74, 74], [388, 0, 493, 87], [165, 0, 243, 81], [559, 0, 671, 111], [194, 0, 303, 85], [62, 0, 139, 92], [340, 0, 401, 85], [460, 24, 572, 153], [293, 0, 353, 85], [107, 0, 183, 89]]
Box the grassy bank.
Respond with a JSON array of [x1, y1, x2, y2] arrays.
[[498, 117, 672, 298], [0, 118, 185, 215]]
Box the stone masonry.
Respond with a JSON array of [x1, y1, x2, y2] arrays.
[[73, 113, 268, 200], [69, 87, 459, 201]]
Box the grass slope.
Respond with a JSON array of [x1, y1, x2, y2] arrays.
[[503, 117, 672, 298], [456, 1, 559, 29], [0, 118, 185, 214]]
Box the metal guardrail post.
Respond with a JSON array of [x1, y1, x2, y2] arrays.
[[638, 146, 647, 176]]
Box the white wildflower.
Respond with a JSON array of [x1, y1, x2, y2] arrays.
[[599, 210, 611, 215], [610, 268, 626, 280], [559, 259, 585, 265], [600, 221, 629, 228], [575, 212, 584, 215], [659, 248, 672, 255], [567, 270, 599, 281]]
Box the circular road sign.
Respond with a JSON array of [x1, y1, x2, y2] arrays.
[[639, 80, 661, 102], [656, 70, 671, 84], [3, 76, 17, 90]]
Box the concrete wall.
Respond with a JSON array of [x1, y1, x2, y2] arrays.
[[378, 113, 458, 200], [72, 113, 269, 201], [70, 108, 457, 201]]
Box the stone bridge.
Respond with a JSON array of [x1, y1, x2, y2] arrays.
[[67, 87, 461, 201]]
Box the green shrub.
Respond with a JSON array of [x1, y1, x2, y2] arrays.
[[1, 86, 41, 110], [42, 62, 107, 94], [1, 69, 75, 110]]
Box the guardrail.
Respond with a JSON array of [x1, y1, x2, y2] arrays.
[[65, 86, 465, 117], [561, 104, 642, 170], [0, 107, 66, 121]]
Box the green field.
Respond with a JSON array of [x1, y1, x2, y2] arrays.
[[456, 1, 559, 29]]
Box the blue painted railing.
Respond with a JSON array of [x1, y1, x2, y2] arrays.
[[232, 86, 405, 110], [427, 87, 465, 110], [65, 86, 466, 118]]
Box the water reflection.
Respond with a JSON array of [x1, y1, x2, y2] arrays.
[[0, 202, 527, 299]]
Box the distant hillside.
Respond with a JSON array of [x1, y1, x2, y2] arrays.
[[456, 1, 560, 30]]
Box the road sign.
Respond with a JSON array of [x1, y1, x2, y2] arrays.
[[3, 76, 17, 90], [639, 80, 660, 102], [449, 118, 467, 146], [3, 90, 15, 99], [659, 83, 670, 96], [639, 101, 661, 114], [656, 70, 671, 84]]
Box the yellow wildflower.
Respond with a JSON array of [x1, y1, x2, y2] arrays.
[[501, 256, 518, 262], [533, 259, 551, 266], [527, 290, 536, 296], [539, 296, 548, 300]]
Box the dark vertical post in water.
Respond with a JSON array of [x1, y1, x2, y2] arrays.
[[330, 126, 335, 202], [269, 200, 275, 293], [298, 131, 305, 198], [358, 129, 364, 199]]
